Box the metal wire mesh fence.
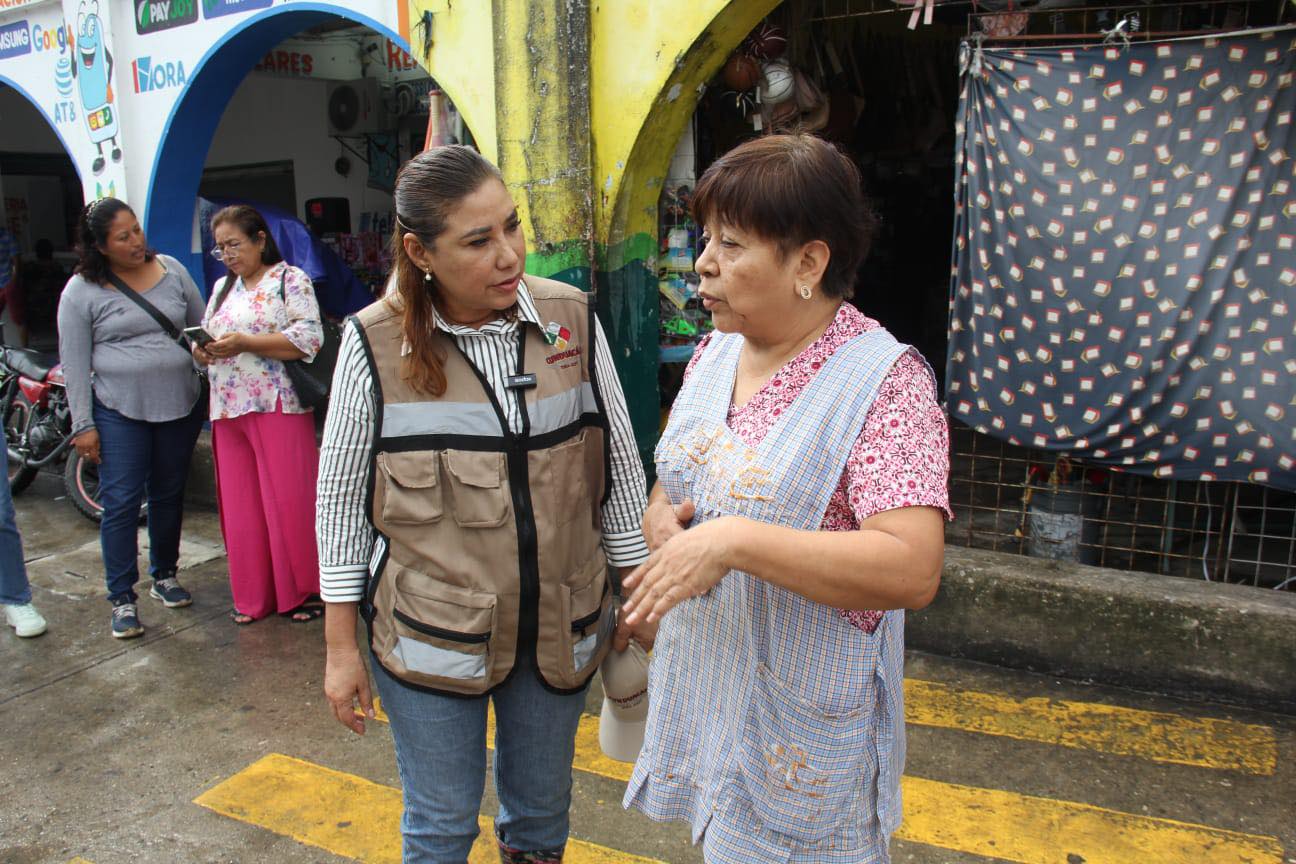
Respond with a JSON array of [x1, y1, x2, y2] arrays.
[[946, 420, 1296, 589]]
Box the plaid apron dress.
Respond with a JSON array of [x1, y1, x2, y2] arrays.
[[624, 327, 911, 863]]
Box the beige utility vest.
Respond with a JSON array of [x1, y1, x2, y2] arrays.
[[354, 277, 612, 696]]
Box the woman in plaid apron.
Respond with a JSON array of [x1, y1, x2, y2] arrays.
[[619, 134, 951, 862]]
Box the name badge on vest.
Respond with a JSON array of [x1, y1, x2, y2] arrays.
[[505, 373, 538, 390]]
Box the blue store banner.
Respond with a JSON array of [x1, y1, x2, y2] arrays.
[[202, 0, 273, 20], [946, 28, 1296, 491]]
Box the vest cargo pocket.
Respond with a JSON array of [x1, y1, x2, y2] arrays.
[[385, 569, 498, 690], [443, 451, 509, 528], [737, 662, 872, 844], [547, 430, 592, 527], [565, 558, 610, 676], [376, 452, 443, 526]]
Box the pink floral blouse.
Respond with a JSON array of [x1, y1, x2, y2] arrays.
[[683, 304, 952, 634], [202, 262, 324, 421]]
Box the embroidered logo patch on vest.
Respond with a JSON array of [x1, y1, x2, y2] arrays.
[[544, 321, 571, 349]]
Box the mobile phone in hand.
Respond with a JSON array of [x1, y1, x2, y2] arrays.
[[184, 326, 215, 348]]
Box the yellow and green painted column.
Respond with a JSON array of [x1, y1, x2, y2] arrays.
[[590, 0, 780, 463], [405, 0, 777, 464]]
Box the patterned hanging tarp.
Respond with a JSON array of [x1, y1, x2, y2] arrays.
[[946, 28, 1296, 491]]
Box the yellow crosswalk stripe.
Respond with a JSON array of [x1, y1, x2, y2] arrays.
[[373, 672, 1279, 776], [366, 700, 1282, 864], [194, 753, 665, 864], [897, 775, 1285, 864], [903, 679, 1278, 775]]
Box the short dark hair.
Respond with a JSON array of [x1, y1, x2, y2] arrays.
[[211, 204, 283, 266], [690, 134, 878, 299], [74, 197, 156, 284]]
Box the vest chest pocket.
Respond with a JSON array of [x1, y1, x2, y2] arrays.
[[546, 430, 592, 527], [377, 452, 443, 525], [443, 451, 509, 528]]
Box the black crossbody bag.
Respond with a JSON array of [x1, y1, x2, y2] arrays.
[[107, 269, 209, 417], [275, 269, 341, 411]]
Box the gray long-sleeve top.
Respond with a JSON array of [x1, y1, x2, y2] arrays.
[[56, 254, 206, 435]]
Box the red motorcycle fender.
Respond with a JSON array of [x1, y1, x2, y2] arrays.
[[17, 376, 50, 407]]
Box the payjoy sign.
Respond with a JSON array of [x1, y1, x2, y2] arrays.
[[132, 55, 187, 93], [136, 0, 198, 35]]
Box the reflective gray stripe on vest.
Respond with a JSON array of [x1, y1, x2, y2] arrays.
[[382, 383, 597, 439], [572, 630, 600, 670], [392, 636, 488, 680], [531, 383, 598, 436], [384, 401, 502, 438]]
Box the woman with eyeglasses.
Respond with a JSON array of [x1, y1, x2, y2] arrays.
[[193, 205, 324, 625]]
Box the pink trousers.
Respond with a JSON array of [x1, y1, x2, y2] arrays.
[[212, 406, 320, 619]]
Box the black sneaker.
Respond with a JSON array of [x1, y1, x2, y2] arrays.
[[149, 576, 192, 608], [111, 600, 144, 639]]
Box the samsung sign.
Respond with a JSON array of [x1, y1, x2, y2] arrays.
[[0, 20, 31, 60]]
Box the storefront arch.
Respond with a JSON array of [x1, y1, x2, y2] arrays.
[[0, 76, 83, 189], [143, 3, 474, 279]]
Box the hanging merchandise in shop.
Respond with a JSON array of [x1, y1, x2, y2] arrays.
[[946, 28, 1296, 491]]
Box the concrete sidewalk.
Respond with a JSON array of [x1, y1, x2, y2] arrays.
[[4, 469, 1295, 864], [910, 546, 1296, 713]]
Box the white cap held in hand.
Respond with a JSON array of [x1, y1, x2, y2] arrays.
[[598, 639, 649, 763]]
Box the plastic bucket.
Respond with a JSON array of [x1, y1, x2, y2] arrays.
[[1026, 485, 1089, 563]]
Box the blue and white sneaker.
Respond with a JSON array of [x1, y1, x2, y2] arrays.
[[149, 575, 192, 608], [111, 600, 144, 639]]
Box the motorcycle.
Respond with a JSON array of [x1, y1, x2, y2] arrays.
[[1, 346, 116, 522]]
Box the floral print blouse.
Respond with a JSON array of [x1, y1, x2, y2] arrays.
[[202, 262, 324, 421], [683, 303, 953, 634]]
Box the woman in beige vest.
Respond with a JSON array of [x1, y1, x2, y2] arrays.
[[317, 146, 649, 863]]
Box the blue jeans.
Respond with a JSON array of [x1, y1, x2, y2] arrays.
[[0, 422, 31, 605], [372, 656, 587, 864], [93, 399, 203, 604]]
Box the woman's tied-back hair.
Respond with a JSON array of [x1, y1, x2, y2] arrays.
[[690, 133, 878, 299], [389, 145, 504, 395], [74, 197, 155, 285], [210, 204, 284, 267]]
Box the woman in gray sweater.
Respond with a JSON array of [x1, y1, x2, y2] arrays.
[[56, 198, 206, 639]]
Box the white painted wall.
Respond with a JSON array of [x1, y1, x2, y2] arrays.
[[204, 71, 399, 232]]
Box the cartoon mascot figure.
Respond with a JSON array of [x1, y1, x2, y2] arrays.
[[71, 1, 122, 175]]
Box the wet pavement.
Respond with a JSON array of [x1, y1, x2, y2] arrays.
[[2, 469, 1294, 864]]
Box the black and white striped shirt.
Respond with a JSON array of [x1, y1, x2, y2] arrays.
[[316, 283, 650, 603]]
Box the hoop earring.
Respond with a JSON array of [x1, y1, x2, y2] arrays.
[[798, 284, 813, 300]]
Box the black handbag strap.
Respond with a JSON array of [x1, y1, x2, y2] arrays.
[[210, 276, 235, 317], [108, 269, 194, 359]]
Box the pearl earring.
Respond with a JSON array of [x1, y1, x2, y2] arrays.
[[798, 284, 812, 300], [424, 270, 433, 283]]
